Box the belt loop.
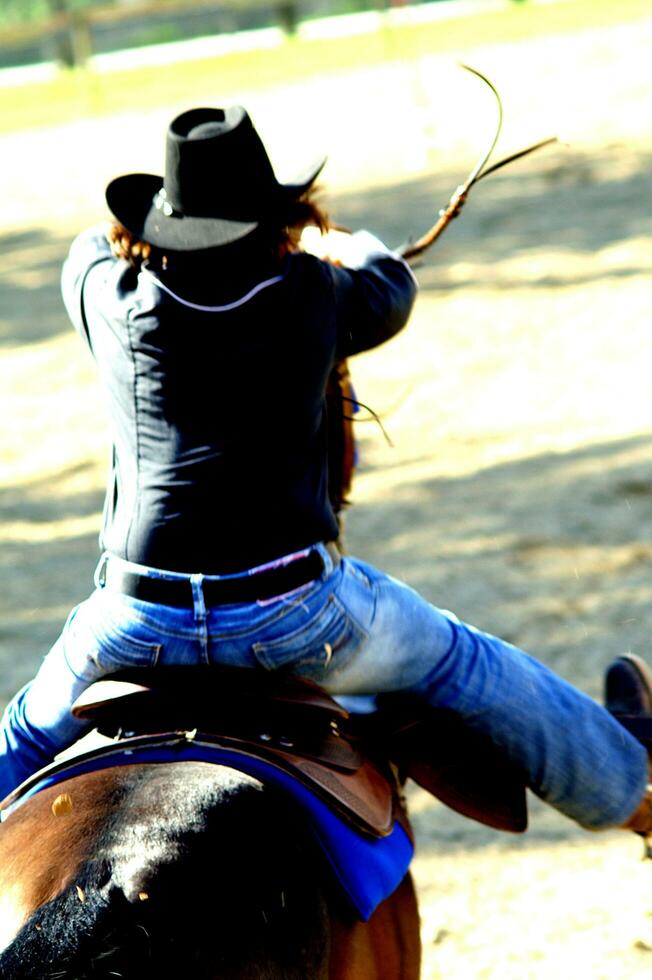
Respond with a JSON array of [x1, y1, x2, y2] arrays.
[[190, 573, 207, 622], [94, 553, 109, 590], [326, 540, 342, 570], [317, 541, 341, 579]]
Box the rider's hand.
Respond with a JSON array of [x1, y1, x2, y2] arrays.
[[300, 227, 397, 270], [300, 227, 350, 265]]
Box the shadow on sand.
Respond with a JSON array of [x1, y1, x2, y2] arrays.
[[1, 226, 75, 347]]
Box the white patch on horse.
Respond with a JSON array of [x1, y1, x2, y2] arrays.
[[0, 888, 29, 953], [102, 763, 263, 904]]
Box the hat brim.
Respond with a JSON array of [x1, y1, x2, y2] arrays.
[[276, 155, 327, 198], [105, 157, 326, 252], [105, 173, 257, 251]]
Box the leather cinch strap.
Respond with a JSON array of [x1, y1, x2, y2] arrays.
[[102, 544, 340, 607]]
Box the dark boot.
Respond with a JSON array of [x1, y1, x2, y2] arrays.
[[605, 653, 652, 717], [605, 654, 652, 838]]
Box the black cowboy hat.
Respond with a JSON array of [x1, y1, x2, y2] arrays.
[[105, 106, 326, 251]]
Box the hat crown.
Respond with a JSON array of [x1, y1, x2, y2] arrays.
[[105, 105, 325, 250], [164, 107, 277, 220]]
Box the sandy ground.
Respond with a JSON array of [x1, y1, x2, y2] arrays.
[[2, 11, 652, 976]]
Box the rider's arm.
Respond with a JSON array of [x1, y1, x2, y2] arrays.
[[60, 224, 115, 347], [302, 229, 417, 358]]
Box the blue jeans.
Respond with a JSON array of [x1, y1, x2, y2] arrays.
[[0, 544, 647, 827]]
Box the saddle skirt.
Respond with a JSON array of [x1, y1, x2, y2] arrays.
[[2, 733, 413, 921], [0, 665, 528, 920], [1, 667, 413, 921]]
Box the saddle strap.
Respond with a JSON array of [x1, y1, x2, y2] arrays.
[[373, 695, 529, 834]]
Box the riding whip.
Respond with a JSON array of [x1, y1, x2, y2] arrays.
[[399, 64, 558, 261]]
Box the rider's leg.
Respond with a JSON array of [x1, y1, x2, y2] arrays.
[[0, 584, 182, 800], [0, 614, 93, 799], [321, 557, 650, 831]]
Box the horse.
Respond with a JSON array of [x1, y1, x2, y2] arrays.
[[0, 763, 421, 978], [0, 669, 423, 979], [0, 666, 527, 978]]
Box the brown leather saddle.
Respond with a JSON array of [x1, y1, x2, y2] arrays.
[[60, 665, 528, 836]]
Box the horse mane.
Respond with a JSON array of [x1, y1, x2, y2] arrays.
[[0, 882, 150, 979], [0, 763, 331, 979]]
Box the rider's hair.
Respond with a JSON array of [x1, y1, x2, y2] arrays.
[[107, 186, 330, 271]]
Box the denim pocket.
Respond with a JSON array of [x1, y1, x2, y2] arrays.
[[63, 598, 162, 683], [251, 593, 368, 680]]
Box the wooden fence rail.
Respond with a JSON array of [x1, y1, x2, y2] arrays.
[[0, 0, 328, 69]]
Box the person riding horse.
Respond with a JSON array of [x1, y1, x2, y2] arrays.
[[2, 105, 652, 845]]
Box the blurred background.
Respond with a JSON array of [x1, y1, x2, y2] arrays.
[[0, 0, 561, 75], [2, 0, 652, 975]]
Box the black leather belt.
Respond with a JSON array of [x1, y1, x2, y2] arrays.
[[101, 544, 340, 608]]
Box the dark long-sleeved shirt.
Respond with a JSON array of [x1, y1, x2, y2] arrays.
[[61, 226, 417, 573]]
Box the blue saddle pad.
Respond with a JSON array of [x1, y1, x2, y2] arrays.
[[12, 741, 413, 921]]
